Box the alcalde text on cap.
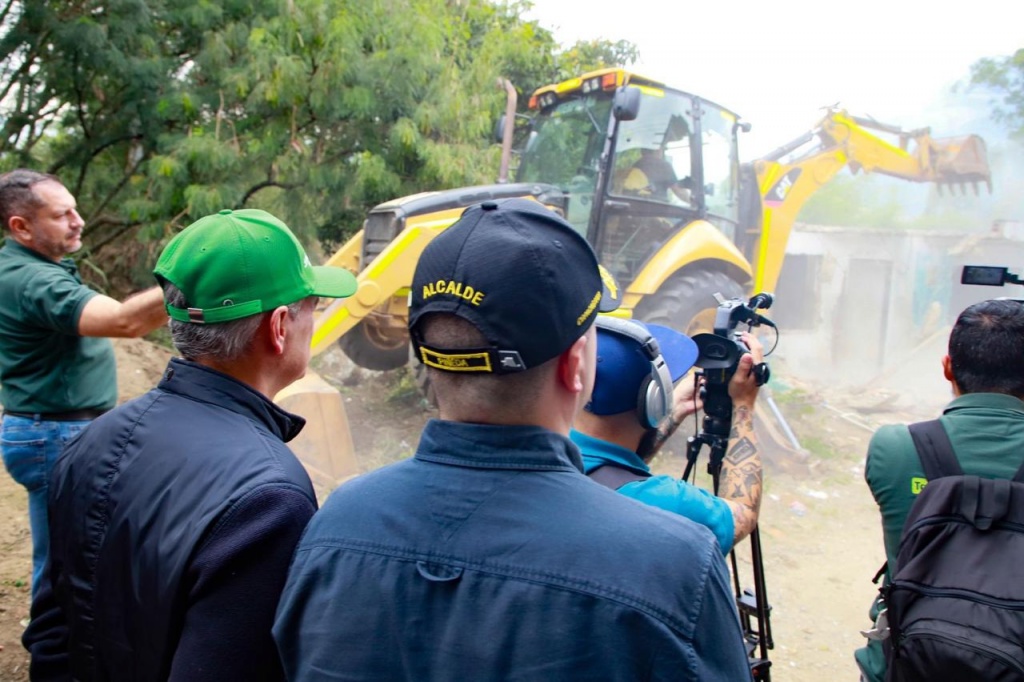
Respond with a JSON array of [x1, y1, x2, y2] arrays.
[[422, 279, 485, 306]]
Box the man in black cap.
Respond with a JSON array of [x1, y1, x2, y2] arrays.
[[274, 198, 749, 681]]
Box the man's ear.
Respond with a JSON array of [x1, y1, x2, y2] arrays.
[[942, 354, 961, 395], [7, 215, 29, 242], [557, 334, 588, 396], [267, 305, 290, 355]]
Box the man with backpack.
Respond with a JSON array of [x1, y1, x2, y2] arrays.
[[856, 298, 1024, 681]]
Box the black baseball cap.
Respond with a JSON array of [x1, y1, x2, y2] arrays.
[[409, 198, 620, 373]]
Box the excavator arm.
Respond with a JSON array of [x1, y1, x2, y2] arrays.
[[743, 109, 991, 294], [310, 212, 459, 356], [276, 212, 458, 493]]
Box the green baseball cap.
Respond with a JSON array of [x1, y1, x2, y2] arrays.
[[154, 209, 357, 324]]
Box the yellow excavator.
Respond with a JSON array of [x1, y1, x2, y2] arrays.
[[283, 68, 990, 484]]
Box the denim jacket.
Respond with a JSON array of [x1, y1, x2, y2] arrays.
[[274, 419, 748, 681]]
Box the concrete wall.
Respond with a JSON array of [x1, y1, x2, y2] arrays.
[[769, 223, 1024, 394]]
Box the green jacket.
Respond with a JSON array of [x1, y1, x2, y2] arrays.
[[855, 392, 1024, 681]]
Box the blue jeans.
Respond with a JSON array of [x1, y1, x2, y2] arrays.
[[1, 414, 91, 598]]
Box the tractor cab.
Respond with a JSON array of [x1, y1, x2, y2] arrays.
[[516, 69, 743, 284]]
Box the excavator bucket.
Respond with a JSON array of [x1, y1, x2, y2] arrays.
[[276, 370, 360, 498], [930, 134, 992, 191]]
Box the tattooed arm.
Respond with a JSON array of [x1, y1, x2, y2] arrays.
[[720, 331, 764, 544]]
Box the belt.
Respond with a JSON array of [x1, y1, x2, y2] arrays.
[[2, 408, 109, 422]]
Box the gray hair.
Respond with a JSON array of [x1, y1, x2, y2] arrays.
[[0, 169, 62, 230], [161, 282, 303, 361]]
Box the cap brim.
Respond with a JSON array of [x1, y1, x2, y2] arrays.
[[597, 264, 621, 313], [310, 265, 357, 299], [647, 323, 698, 381]]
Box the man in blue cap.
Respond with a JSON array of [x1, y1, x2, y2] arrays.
[[572, 317, 764, 554]]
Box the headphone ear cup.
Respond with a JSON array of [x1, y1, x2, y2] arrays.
[[596, 317, 673, 428], [637, 372, 667, 429], [647, 356, 674, 429], [636, 376, 653, 428]]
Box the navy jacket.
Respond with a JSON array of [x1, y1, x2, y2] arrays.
[[24, 358, 318, 681], [274, 419, 748, 681]]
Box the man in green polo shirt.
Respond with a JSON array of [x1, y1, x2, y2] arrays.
[[0, 169, 168, 598], [855, 298, 1024, 681]]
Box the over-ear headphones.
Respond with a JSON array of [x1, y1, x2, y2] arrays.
[[594, 317, 674, 429]]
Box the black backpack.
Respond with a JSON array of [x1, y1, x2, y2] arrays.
[[881, 419, 1024, 682]]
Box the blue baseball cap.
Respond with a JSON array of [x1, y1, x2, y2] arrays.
[[588, 321, 699, 416]]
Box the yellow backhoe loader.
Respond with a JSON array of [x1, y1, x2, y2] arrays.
[[287, 68, 990, 484], [313, 68, 988, 362]]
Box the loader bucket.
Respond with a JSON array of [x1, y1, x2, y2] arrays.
[[931, 134, 991, 190], [276, 370, 359, 498]]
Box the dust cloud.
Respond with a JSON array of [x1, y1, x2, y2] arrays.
[[765, 76, 1023, 414]]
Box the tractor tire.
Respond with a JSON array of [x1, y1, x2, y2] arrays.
[[634, 269, 745, 335], [337, 320, 410, 371]]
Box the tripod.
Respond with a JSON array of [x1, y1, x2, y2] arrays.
[[683, 377, 774, 682]]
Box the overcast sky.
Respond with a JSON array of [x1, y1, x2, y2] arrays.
[[525, 1, 1021, 159]]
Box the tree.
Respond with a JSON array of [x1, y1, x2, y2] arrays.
[[798, 174, 903, 227], [969, 48, 1024, 139], [0, 0, 635, 293], [554, 38, 639, 82], [797, 171, 986, 231], [0, 0, 286, 287]]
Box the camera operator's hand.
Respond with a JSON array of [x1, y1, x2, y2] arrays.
[[728, 331, 764, 409], [671, 373, 704, 425], [721, 331, 764, 545]]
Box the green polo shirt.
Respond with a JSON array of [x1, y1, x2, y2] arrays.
[[856, 392, 1024, 681], [866, 392, 1024, 566], [0, 240, 116, 413]]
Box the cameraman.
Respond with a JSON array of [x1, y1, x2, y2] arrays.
[[571, 319, 763, 554]]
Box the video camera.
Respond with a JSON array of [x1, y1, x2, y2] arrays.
[[683, 292, 777, 681], [688, 292, 775, 442]]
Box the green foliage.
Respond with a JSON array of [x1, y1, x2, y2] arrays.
[[386, 367, 422, 406], [799, 174, 903, 226], [801, 435, 838, 461], [970, 48, 1024, 139], [798, 172, 982, 230], [0, 0, 636, 293], [770, 387, 814, 413], [555, 38, 639, 81]]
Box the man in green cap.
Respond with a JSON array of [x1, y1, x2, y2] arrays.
[[23, 208, 356, 682]]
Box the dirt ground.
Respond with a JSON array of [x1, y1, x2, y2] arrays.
[[0, 339, 947, 681]]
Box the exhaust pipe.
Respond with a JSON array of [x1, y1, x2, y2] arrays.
[[497, 78, 517, 184]]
